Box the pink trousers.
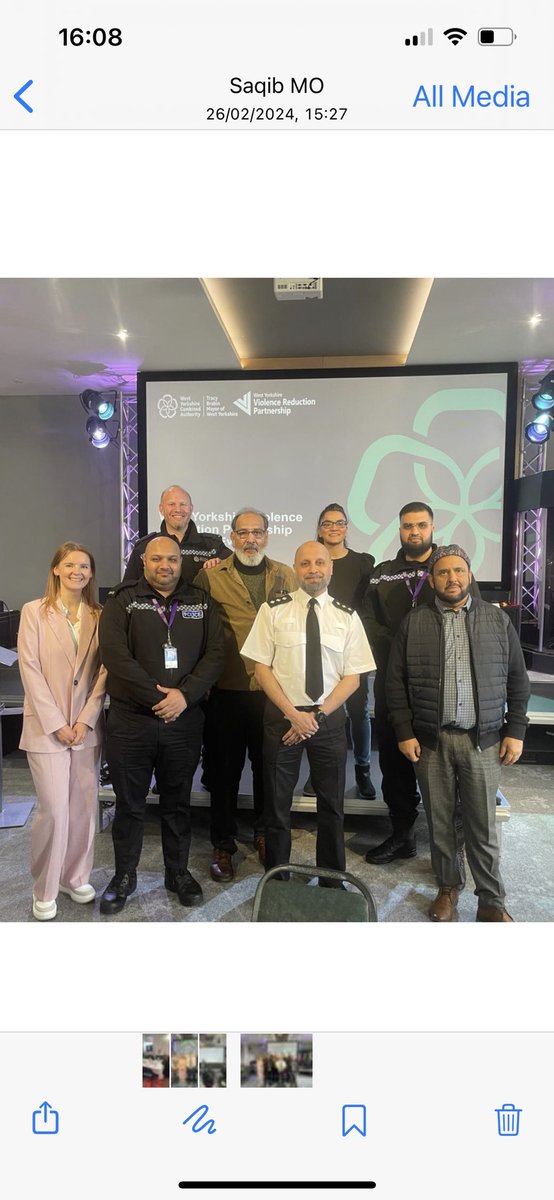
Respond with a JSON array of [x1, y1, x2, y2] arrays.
[[27, 746, 101, 901]]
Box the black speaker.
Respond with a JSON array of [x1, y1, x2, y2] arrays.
[[0, 604, 20, 650]]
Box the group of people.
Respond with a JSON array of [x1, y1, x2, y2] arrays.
[[250, 1054, 298, 1087], [17, 484, 530, 923]]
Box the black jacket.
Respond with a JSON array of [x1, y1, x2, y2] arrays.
[[122, 519, 232, 586], [365, 544, 480, 675], [385, 598, 530, 751], [98, 576, 225, 715], [327, 549, 375, 622]]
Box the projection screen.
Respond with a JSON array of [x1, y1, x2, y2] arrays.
[[138, 364, 518, 587]]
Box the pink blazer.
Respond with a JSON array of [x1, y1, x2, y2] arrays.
[[18, 599, 107, 753]]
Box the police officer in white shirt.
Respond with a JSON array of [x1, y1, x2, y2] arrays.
[[241, 541, 375, 877]]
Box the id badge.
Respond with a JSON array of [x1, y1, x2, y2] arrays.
[[164, 644, 178, 670]]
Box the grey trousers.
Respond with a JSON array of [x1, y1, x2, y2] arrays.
[[415, 730, 505, 908]]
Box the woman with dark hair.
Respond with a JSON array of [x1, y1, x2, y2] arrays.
[[303, 503, 376, 799], [17, 542, 107, 920]]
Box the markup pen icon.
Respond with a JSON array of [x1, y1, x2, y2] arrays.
[[183, 1104, 217, 1135]]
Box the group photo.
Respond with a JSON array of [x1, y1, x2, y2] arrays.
[[1, 278, 553, 923]]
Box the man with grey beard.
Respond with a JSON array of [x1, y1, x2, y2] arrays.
[[193, 510, 296, 882], [242, 541, 375, 877]]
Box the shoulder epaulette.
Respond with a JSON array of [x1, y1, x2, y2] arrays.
[[332, 597, 354, 614], [268, 592, 293, 607], [107, 579, 139, 596]]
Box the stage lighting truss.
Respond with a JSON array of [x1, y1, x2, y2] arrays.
[[79, 388, 120, 449], [120, 393, 139, 570], [524, 370, 554, 444], [531, 370, 554, 413], [514, 361, 554, 648], [524, 413, 554, 444]]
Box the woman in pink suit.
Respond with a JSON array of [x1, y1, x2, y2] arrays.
[[18, 542, 107, 920]]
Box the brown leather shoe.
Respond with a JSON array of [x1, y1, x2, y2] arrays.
[[476, 905, 514, 922], [254, 834, 266, 867], [210, 849, 234, 883], [428, 886, 459, 922]]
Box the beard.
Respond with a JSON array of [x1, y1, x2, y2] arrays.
[[234, 547, 265, 567], [437, 582, 471, 607], [401, 533, 434, 559], [300, 576, 328, 595]]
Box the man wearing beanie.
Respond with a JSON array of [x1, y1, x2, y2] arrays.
[[365, 502, 480, 864], [385, 545, 530, 922]]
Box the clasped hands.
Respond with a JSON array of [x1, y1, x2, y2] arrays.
[[282, 709, 321, 746], [54, 721, 89, 747], [152, 685, 187, 723]]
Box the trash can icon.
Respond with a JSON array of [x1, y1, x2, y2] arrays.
[[495, 1103, 522, 1136]]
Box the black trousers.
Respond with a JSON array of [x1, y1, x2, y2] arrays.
[[106, 702, 203, 875], [374, 675, 420, 835], [203, 686, 265, 851], [263, 701, 347, 871]]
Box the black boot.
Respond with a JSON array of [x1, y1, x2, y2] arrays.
[[365, 833, 417, 864], [100, 871, 137, 914], [355, 765, 376, 800], [165, 868, 203, 907]]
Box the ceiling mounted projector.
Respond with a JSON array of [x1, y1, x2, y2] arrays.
[[274, 278, 323, 300]]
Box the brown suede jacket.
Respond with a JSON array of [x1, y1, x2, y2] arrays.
[[193, 554, 296, 690]]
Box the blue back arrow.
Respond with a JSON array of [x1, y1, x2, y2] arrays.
[[14, 80, 34, 113]]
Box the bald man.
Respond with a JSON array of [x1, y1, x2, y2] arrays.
[[241, 542, 375, 878], [123, 485, 231, 585], [98, 537, 224, 914]]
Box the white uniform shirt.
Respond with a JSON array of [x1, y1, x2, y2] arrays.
[[240, 587, 375, 706]]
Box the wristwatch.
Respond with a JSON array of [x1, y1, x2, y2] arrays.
[[315, 708, 327, 727]]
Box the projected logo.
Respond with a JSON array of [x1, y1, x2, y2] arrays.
[[157, 394, 179, 419], [347, 388, 505, 573], [234, 391, 252, 416]]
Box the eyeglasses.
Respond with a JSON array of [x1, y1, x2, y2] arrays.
[[234, 529, 267, 539], [319, 519, 347, 529]]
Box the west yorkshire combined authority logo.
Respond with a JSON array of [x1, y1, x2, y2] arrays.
[[157, 394, 179, 418]]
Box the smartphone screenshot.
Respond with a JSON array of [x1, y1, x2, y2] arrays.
[[1, 0, 553, 129], [0, 6, 553, 1200], [0, 1029, 550, 1198]]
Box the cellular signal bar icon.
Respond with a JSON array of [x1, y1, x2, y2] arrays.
[[405, 28, 433, 46]]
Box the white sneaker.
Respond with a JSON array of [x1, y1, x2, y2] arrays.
[[59, 883, 96, 904], [32, 896, 57, 921]]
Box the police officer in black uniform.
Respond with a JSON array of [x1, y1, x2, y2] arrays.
[[123, 484, 231, 585], [98, 537, 224, 914]]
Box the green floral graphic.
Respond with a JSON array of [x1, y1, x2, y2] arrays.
[[347, 388, 505, 572]]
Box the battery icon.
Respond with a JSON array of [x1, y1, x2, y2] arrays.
[[478, 28, 515, 45]]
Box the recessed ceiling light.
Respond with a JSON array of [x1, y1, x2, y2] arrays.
[[116, 328, 129, 341], [528, 314, 543, 327]]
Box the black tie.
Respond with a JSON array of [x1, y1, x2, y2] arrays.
[[305, 597, 324, 701]]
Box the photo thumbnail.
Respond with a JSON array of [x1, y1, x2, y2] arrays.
[[241, 1034, 313, 1087], [0, 278, 553, 925]]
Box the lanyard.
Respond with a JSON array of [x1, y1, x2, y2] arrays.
[[152, 599, 178, 644], [402, 571, 428, 606]]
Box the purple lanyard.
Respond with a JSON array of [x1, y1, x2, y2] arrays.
[[152, 599, 178, 642], [403, 571, 428, 607]]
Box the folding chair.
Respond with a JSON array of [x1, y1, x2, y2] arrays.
[[251, 863, 378, 922]]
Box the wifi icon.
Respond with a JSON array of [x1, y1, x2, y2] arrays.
[[443, 27, 467, 45]]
